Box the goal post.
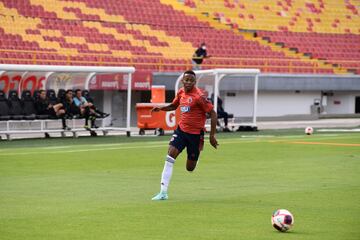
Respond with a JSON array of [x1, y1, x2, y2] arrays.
[[175, 68, 260, 130], [0, 64, 135, 135]]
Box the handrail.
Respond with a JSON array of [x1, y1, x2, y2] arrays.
[[0, 57, 339, 74], [1, 48, 358, 63]]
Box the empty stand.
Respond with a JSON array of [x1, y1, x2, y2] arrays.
[[257, 31, 360, 73], [0, 0, 358, 74], [187, 0, 360, 34]]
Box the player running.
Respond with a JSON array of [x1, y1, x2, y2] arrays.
[[151, 70, 218, 200]]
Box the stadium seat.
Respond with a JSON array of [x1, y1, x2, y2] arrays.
[[21, 90, 37, 120], [8, 90, 24, 120], [46, 89, 58, 105], [57, 89, 66, 103], [0, 90, 11, 121]]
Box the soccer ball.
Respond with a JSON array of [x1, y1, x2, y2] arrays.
[[305, 126, 314, 135], [271, 209, 294, 232]]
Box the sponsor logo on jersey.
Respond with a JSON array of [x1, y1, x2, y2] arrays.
[[180, 106, 190, 112]]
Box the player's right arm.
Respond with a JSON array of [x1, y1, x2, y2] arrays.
[[151, 90, 181, 113], [151, 103, 178, 112]]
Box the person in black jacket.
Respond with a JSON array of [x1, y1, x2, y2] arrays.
[[192, 43, 209, 70], [62, 89, 95, 130], [61, 90, 79, 117], [35, 90, 70, 130], [211, 94, 231, 132]]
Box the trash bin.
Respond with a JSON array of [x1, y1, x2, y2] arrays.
[[136, 103, 180, 135], [151, 85, 166, 103]]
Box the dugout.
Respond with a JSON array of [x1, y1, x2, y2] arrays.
[[0, 64, 135, 139]]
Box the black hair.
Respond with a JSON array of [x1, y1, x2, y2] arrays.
[[39, 89, 46, 94], [75, 89, 81, 94], [183, 70, 196, 77], [65, 89, 73, 94]]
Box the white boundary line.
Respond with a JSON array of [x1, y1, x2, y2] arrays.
[[317, 129, 360, 132], [0, 134, 357, 156]]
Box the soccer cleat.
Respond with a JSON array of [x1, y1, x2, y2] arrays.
[[151, 191, 168, 201]]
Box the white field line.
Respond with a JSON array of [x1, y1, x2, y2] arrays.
[[317, 129, 360, 132], [0, 141, 169, 152], [39, 146, 72, 150], [0, 139, 261, 156], [0, 144, 169, 156], [0, 134, 358, 156], [0, 133, 353, 153]]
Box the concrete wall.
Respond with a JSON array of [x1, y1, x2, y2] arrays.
[[223, 90, 359, 117], [224, 90, 321, 117], [325, 91, 359, 114]]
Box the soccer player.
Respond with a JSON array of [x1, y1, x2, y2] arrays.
[[151, 70, 218, 200]]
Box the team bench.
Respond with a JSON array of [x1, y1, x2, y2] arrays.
[[0, 119, 125, 140]]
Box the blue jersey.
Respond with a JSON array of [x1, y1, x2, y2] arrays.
[[73, 96, 87, 107]]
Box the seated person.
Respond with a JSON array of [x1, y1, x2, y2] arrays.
[[82, 90, 110, 118], [211, 94, 231, 132], [35, 89, 70, 130], [62, 89, 79, 117], [73, 89, 98, 129]]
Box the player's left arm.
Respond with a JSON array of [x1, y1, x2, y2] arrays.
[[198, 94, 218, 149]]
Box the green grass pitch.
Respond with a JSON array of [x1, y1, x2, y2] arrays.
[[0, 131, 359, 240]]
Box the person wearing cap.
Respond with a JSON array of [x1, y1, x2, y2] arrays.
[[151, 70, 218, 201]]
